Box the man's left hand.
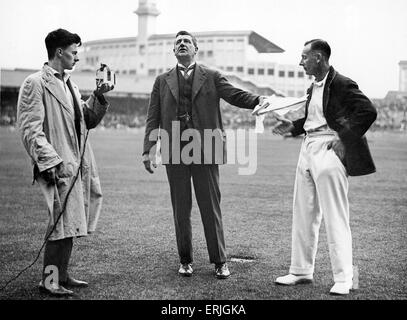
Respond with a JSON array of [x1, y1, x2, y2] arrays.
[[95, 83, 114, 96], [252, 96, 270, 115], [327, 139, 345, 162]]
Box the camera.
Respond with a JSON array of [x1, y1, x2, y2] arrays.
[[96, 63, 116, 88]]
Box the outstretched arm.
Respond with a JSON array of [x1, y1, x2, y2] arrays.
[[214, 71, 260, 109]]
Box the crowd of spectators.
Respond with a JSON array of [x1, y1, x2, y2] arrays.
[[1, 97, 406, 132]]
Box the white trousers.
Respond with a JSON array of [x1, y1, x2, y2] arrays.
[[289, 134, 353, 283]]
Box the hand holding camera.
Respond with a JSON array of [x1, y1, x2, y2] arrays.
[[95, 63, 115, 95]]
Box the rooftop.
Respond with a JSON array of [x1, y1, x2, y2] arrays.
[[84, 30, 284, 53]]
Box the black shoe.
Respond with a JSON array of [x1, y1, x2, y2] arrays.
[[178, 263, 193, 277], [38, 280, 74, 297], [215, 263, 230, 279], [60, 276, 89, 288]]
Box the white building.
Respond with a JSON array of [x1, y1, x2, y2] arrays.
[[79, 0, 312, 97]]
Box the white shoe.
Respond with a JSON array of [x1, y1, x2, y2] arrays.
[[275, 274, 313, 285], [329, 281, 353, 295], [178, 263, 193, 277]]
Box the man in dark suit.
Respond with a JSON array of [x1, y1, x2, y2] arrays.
[[142, 31, 263, 279], [269, 39, 377, 294]]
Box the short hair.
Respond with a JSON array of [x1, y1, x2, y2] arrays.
[[175, 30, 198, 49], [45, 28, 82, 60], [304, 39, 331, 60]]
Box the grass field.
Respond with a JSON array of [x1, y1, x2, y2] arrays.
[[0, 127, 406, 300]]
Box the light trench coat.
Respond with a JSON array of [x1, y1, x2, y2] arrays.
[[17, 64, 108, 241]]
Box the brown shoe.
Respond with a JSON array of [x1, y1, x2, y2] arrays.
[[38, 280, 74, 296], [60, 276, 89, 288]]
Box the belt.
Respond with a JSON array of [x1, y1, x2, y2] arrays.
[[305, 125, 337, 138]]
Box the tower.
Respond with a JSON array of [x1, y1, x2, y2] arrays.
[[135, 0, 160, 75], [399, 61, 407, 92]]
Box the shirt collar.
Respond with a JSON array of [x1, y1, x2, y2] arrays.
[[177, 62, 196, 71], [44, 63, 70, 82], [313, 71, 329, 87]]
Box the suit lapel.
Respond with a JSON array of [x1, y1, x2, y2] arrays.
[[304, 84, 314, 118], [192, 64, 207, 102], [165, 68, 179, 105], [323, 66, 337, 114], [70, 81, 82, 116], [42, 67, 74, 118]]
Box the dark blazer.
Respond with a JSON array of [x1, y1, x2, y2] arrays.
[[291, 66, 377, 176], [143, 64, 259, 164]]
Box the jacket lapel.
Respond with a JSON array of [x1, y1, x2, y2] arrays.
[[323, 66, 337, 114], [192, 64, 207, 102], [70, 81, 82, 116], [42, 66, 74, 118], [165, 68, 179, 105], [304, 84, 314, 118]]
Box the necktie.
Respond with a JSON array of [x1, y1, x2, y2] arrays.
[[179, 65, 194, 79]]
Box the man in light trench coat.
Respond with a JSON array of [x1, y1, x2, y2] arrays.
[[17, 28, 113, 296]]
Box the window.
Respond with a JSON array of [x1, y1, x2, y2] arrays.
[[207, 50, 213, 57], [227, 39, 234, 42], [122, 70, 127, 75], [248, 68, 255, 75], [237, 38, 244, 42], [288, 71, 295, 78], [217, 39, 224, 42], [148, 69, 156, 76], [298, 71, 304, 78], [297, 91, 304, 97], [258, 68, 265, 75], [129, 70, 137, 75], [279, 71, 285, 77], [268, 68, 274, 75], [288, 90, 295, 96], [198, 51, 204, 59], [226, 66, 234, 72], [236, 66, 244, 72]]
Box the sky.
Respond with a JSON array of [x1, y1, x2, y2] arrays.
[[1, 0, 406, 99]]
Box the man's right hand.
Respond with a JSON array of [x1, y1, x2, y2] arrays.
[[41, 166, 59, 185], [142, 153, 157, 174], [272, 115, 294, 135]]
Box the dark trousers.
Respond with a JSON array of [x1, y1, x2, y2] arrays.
[[165, 164, 227, 265], [43, 237, 73, 283]]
